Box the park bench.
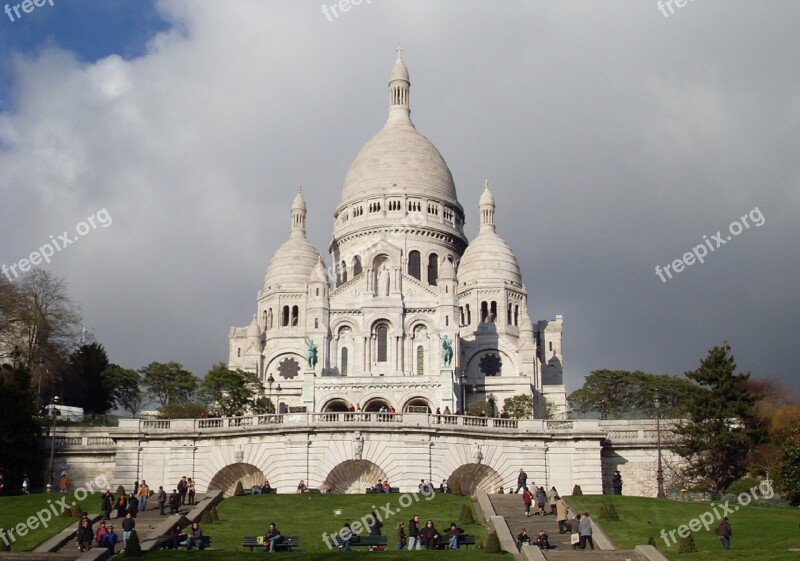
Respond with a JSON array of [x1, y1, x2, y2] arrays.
[[350, 535, 388, 549], [155, 535, 212, 550], [246, 487, 277, 495], [435, 534, 476, 549], [241, 535, 302, 552], [365, 487, 399, 493]]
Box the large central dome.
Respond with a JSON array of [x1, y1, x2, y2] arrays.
[[335, 53, 461, 212]]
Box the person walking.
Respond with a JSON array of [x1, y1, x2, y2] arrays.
[[716, 516, 732, 550], [555, 496, 569, 533], [515, 468, 528, 493], [612, 470, 623, 495], [121, 513, 135, 548], [187, 478, 196, 505], [102, 525, 119, 553], [137, 480, 149, 511], [59, 472, 70, 493], [578, 512, 594, 550], [522, 488, 533, 517], [407, 514, 421, 550], [569, 514, 581, 550], [536, 486, 547, 516], [101, 489, 113, 520], [157, 486, 167, 515]]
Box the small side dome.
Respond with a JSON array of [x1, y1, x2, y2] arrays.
[[263, 238, 322, 290], [458, 232, 522, 286]]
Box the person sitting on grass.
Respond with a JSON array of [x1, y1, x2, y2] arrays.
[[296, 480, 307, 493], [261, 480, 273, 493], [264, 522, 282, 552], [535, 530, 551, 549]]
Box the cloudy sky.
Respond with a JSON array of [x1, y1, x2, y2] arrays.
[[1, 1, 798, 394]]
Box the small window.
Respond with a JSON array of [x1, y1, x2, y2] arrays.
[[427, 253, 438, 286], [314, 318, 319, 329], [408, 251, 421, 280], [549, 341, 553, 351], [480, 301, 488, 323], [465, 304, 471, 325], [490, 301, 497, 323], [417, 345, 424, 375], [237, 348, 241, 357], [282, 306, 290, 327], [353, 256, 363, 276], [341, 347, 348, 376], [291, 306, 299, 326], [377, 325, 388, 362]]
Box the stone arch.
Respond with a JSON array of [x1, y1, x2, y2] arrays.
[[403, 396, 432, 413], [448, 463, 502, 496], [207, 463, 266, 497], [322, 398, 351, 412], [363, 397, 393, 412], [323, 459, 388, 494]]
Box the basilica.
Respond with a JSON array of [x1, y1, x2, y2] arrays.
[[228, 53, 567, 418]]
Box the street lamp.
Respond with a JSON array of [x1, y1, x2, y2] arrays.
[[267, 374, 275, 413], [276, 384, 282, 414], [653, 389, 665, 498], [599, 398, 608, 421], [459, 373, 467, 414], [46, 395, 61, 493]]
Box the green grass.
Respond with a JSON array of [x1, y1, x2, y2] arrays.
[[567, 494, 800, 561], [146, 493, 502, 560], [0, 492, 102, 551]]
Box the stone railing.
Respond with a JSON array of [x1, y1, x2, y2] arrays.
[[48, 434, 115, 450]]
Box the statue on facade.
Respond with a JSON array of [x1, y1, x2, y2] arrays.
[[377, 265, 390, 296], [305, 337, 318, 369], [441, 335, 453, 367], [472, 442, 483, 464], [353, 431, 364, 460]]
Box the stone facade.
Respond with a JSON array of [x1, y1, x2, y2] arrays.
[[228, 52, 566, 418]]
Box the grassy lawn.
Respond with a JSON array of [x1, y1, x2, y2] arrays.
[[567, 495, 800, 561], [145, 493, 502, 560], [0, 492, 102, 551]]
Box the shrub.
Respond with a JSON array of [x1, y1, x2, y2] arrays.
[[210, 506, 220, 521], [726, 477, 761, 496], [572, 484, 583, 496], [647, 536, 657, 548], [599, 503, 619, 521], [485, 531, 502, 553], [125, 529, 142, 557], [678, 535, 697, 553], [458, 504, 476, 525], [234, 481, 244, 496]]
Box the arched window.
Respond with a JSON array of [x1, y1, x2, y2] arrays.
[[341, 261, 348, 283], [376, 325, 388, 362], [514, 305, 519, 326], [465, 304, 471, 325], [408, 250, 421, 280], [480, 301, 488, 323], [459, 306, 464, 325], [282, 306, 290, 327], [267, 309, 273, 329], [427, 253, 438, 285], [353, 256, 363, 276], [549, 341, 553, 352], [237, 348, 241, 358], [341, 347, 348, 376], [314, 318, 319, 329], [417, 345, 424, 375], [508, 303, 513, 324], [291, 305, 299, 326], [490, 301, 497, 323]]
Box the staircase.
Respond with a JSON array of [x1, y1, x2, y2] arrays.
[[488, 495, 650, 561]]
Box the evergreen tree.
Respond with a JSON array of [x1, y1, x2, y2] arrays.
[[774, 422, 800, 506], [0, 364, 46, 492], [61, 343, 112, 413], [672, 345, 765, 493]]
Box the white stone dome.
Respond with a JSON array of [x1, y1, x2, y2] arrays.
[[458, 231, 522, 286]]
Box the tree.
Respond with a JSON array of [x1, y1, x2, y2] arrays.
[[466, 400, 494, 417], [774, 422, 800, 506], [568, 369, 699, 418], [743, 378, 800, 480], [140, 362, 198, 407], [102, 364, 143, 416], [503, 394, 533, 419], [0, 363, 46, 492], [158, 402, 208, 419], [200, 363, 265, 417], [672, 346, 765, 494], [61, 343, 112, 414]]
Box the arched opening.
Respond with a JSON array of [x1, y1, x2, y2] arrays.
[[403, 397, 431, 413], [322, 460, 388, 494], [282, 306, 290, 327], [363, 398, 392, 412], [480, 301, 488, 323], [427, 253, 439, 286], [341, 261, 348, 283], [507, 303, 512, 324], [448, 463, 502, 496], [514, 305, 519, 326], [353, 256, 363, 277], [489, 301, 497, 322], [376, 325, 388, 362], [465, 304, 471, 326], [207, 463, 267, 497], [322, 398, 351, 412], [267, 309, 273, 330], [340, 347, 349, 376], [291, 305, 299, 326], [408, 250, 421, 280]]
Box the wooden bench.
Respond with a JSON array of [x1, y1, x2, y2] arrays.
[[241, 535, 301, 552], [365, 487, 399, 493], [350, 535, 388, 549], [435, 534, 476, 549], [155, 535, 212, 550]]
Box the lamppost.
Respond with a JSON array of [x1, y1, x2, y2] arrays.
[[459, 373, 467, 413], [276, 384, 282, 414], [46, 396, 61, 493], [599, 398, 608, 421], [267, 374, 274, 414], [653, 389, 665, 498]]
